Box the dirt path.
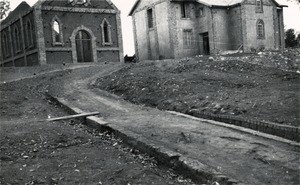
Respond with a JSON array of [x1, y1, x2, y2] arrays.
[[43, 65, 300, 185], [0, 64, 194, 185]]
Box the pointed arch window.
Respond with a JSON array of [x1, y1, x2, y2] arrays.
[[51, 16, 64, 46], [257, 19, 265, 39], [13, 26, 22, 53], [101, 19, 112, 46], [2, 32, 10, 58], [25, 19, 34, 48], [256, 0, 263, 13]]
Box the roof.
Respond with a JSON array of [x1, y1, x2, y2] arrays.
[[129, 0, 140, 16], [196, 0, 288, 7], [196, 0, 244, 6], [1, 1, 31, 26], [129, 0, 287, 16]]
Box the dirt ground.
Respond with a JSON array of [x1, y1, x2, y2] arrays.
[[0, 68, 194, 185], [1, 62, 299, 185], [94, 50, 300, 127]]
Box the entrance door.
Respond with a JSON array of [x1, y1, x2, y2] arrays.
[[202, 32, 210, 55], [75, 30, 93, 63]]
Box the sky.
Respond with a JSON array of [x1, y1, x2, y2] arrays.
[[7, 0, 300, 55]]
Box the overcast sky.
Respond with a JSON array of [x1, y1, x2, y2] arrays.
[[8, 0, 300, 55]]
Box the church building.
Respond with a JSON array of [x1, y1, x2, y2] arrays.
[[129, 0, 287, 61], [0, 0, 123, 67]]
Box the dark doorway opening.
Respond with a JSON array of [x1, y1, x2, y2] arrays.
[[201, 32, 210, 55], [75, 30, 93, 63]]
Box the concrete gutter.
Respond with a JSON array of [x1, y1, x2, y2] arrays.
[[47, 95, 245, 185], [168, 111, 300, 147]]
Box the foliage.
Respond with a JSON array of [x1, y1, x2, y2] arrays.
[[285, 29, 299, 48], [0, 0, 10, 20]]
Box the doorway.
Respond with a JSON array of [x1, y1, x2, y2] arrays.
[[75, 30, 93, 63], [200, 32, 210, 55]]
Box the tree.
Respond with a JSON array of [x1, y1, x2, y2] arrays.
[[285, 29, 298, 48], [0, 0, 10, 20]]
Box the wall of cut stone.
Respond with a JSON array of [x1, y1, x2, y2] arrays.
[[156, 1, 172, 60], [171, 2, 199, 59], [242, 0, 278, 51], [228, 6, 244, 50], [132, 10, 149, 61]]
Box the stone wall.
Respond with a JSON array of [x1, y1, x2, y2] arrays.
[[156, 1, 172, 60], [242, 0, 279, 51], [228, 6, 243, 50], [132, 10, 149, 61], [131, 0, 285, 60], [171, 2, 199, 59]]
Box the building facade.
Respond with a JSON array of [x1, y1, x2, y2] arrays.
[[129, 0, 286, 61], [0, 0, 123, 67]]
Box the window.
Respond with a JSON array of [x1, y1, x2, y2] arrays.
[[101, 19, 112, 46], [181, 3, 189, 18], [256, 0, 263, 13], [13, 26, 22, 52], [103, 22, 110, 43], [147, 8, 154, 29], [51, 16, 64, 46], [25, 20, 34, 48], [53, 21, 60, 42], [183, 29, 193, 47], [196, 7, 204, 17], [257, 19, 265, 39], [2, 32, 10, 58]]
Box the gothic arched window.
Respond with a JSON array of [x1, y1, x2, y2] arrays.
[[101, 19, 112, 46], [25, 19, 34, 47], [2, 32, 10, 58], [257, 19, 265, 39], [51, 16, 64, 46], [13, 26, 22, 52]]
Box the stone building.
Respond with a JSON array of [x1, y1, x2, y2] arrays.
[[0, 0, 123, 67], [129, 0, 287, 61]]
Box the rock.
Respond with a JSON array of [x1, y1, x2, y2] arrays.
[[208, 57, 214, 62]]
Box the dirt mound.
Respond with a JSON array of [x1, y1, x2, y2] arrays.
[[93, 53, 300, 126]]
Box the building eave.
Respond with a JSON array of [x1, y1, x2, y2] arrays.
[[128, 0, 140, 16]]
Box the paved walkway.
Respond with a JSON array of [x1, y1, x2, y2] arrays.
[[45, 65, 300, 185]]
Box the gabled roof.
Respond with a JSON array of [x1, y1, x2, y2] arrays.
[[1, 1, 31, 25], [33, 0, 119, 11], [129, 0, 141, 16], [129, 0, 287, 16]]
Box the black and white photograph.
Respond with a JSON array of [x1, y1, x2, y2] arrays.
[[0, 0, 299, 184]]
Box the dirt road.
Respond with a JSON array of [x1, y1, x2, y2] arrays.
[[0, 64, 193, 185]]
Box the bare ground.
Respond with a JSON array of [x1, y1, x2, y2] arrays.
[[94, 51, 300, 127], [0, 66, 194, 185], [1, 63, 299, 185]]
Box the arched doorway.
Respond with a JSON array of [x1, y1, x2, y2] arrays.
[[75, 30, 93, 63]]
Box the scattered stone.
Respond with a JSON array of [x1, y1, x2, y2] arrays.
[[208, 57, 214, 61]]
